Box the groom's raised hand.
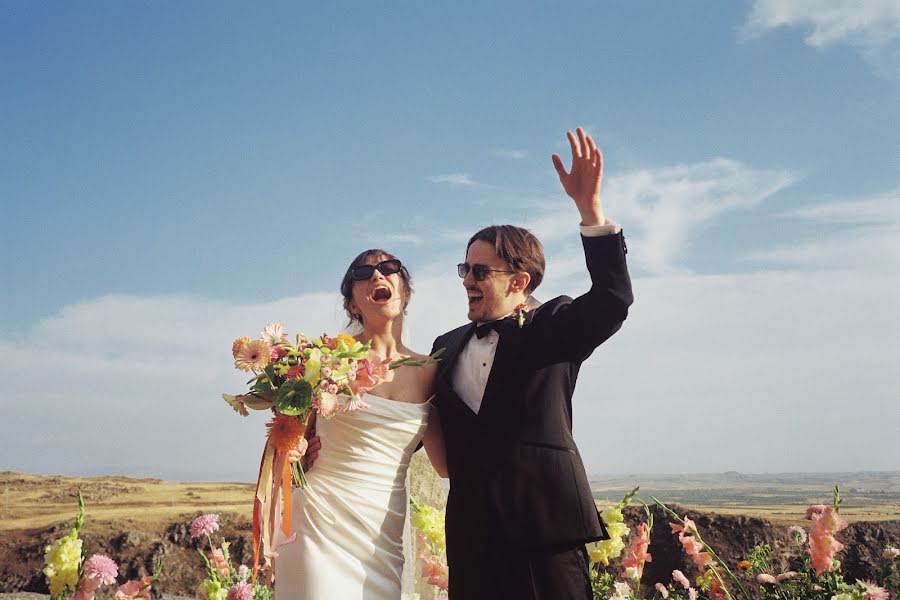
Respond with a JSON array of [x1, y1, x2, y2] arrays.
[[551, 127, 605, 226]]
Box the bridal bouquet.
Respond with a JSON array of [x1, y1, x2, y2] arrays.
[[222, 322, 440, 580]]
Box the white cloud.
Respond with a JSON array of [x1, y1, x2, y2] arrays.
[[752, 188, 900, 271], [523, 158, 797, 274], [427, 173, 477, 186], [3, 262, 897, 479], [742, 0, 900, 48]]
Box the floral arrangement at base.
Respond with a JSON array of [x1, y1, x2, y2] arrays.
[[41, 492, 160, 600], [409, 496, 449, 598], [586, 485, 897, 600]]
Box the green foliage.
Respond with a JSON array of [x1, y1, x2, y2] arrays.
[[275, 379, 312, 415]]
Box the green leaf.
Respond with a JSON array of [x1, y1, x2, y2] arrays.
[[276, 379, 313, 416]]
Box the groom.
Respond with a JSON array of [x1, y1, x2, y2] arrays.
[[430, 128, 633, 599]]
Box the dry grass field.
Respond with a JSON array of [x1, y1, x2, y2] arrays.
[[0, 472, 255, 532]]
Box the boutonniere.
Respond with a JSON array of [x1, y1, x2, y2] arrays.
[[514, 303, 527, 328]]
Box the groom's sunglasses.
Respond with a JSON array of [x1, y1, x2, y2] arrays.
[[457, 263, 515, 281], [350, 259, 403, 281]]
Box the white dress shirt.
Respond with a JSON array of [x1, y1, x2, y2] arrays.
[[452, 219, 621, 413]]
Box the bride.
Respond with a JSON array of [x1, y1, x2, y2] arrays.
[[274, 249, 448, 599]]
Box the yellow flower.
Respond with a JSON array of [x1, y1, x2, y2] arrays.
[[335, 333, 356, 349], [199, 579, 226, 600], [587, 536, 626, 565], [43, 530, 82, 597], [738, 560, 753, 573], [232, 336, 251, 359]]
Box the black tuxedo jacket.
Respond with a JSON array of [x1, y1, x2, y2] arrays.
[[431, 231, 632, 558]]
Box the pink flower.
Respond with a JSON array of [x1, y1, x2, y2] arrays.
[[861, 581, 889, 600], [621, 522, 652, 579], [83, 554, 118, 586], [285, 364, 303, 379], [261, 322, 288, 344], [787, 525, 808, 545], [883, 547, 900, 559], [776, 571, 798, 582], [348, 358, 389, 395], [115, 578, 152, 600], [190, 513, 220, 538], [226, 581, 254, 600], [806, 505, 848, 575], [316, 391, 340, 417], [688, 588, 697, 600], [208, 547, 230, 578], [72, 589, 94, 600], [270, 345, 287, 361], [421, 554, 449, 590], [756, 574, 777, 584], [655, 583, 669, 598], [672, 570, 690, 589], [235, 339, 271, 371]]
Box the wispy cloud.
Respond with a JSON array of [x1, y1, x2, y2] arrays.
[[494, 149, 529, 160], [741, 0, 900, 48], [777, 186, 900, 224], [750, 187, 900, 270], [427, 173, 478, 186], [524, 158, 797, 274]]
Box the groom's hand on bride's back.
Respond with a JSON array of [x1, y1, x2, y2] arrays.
[[301, 436, 321, 471]]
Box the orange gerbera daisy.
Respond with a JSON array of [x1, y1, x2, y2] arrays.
[[265, 413, 305, 454]]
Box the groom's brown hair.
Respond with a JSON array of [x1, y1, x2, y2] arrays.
[[467, 225, 545, 294]]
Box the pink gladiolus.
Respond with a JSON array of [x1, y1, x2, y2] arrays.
[[672, 570, 690, 589], [190, 513, 220, 538], [655, 583, 669, 598], [757, 574, 777, 584], [83, 554, 118, 586], [806, 504, 848, 575], [226, 581, 254, 600], [115, 578, 152, 600], [421, 554, 449, 590], [621, 522, 652, 579], [208, 547, 230, 578]]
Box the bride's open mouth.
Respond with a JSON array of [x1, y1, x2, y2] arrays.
[[370, 286, 393, 304]]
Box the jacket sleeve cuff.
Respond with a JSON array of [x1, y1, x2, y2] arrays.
[[580, 218, 621, 237]]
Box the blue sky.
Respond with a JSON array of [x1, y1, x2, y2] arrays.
[[2, 1, 898, 481]]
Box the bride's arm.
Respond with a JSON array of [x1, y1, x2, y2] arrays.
[[423, 407, 448, 478]]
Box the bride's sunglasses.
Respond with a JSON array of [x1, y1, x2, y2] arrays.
[[457, 263, 515, 281], [350, 259, 403, 281]]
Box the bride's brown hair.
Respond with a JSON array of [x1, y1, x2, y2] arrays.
[[340, 249, 413, 327]]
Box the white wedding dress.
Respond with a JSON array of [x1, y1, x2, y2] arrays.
[[274, 393, 430, 600]]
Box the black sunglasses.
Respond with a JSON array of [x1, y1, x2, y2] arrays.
[[457, 263, 515, 281], [350, 259, 403, 281]]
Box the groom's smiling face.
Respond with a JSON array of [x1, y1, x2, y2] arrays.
[[463, 240, 525, 323]]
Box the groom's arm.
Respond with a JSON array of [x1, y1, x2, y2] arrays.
[[544, 128, 633, 359]]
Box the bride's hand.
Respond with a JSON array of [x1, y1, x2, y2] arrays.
[[287, 438, 308, 464]]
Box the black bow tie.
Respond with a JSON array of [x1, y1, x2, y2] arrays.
[[474, 319, 505, 339]]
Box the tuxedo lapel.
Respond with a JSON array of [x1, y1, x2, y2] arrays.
[[478, 313, 532, 417], [436, 323, 477, 413]]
